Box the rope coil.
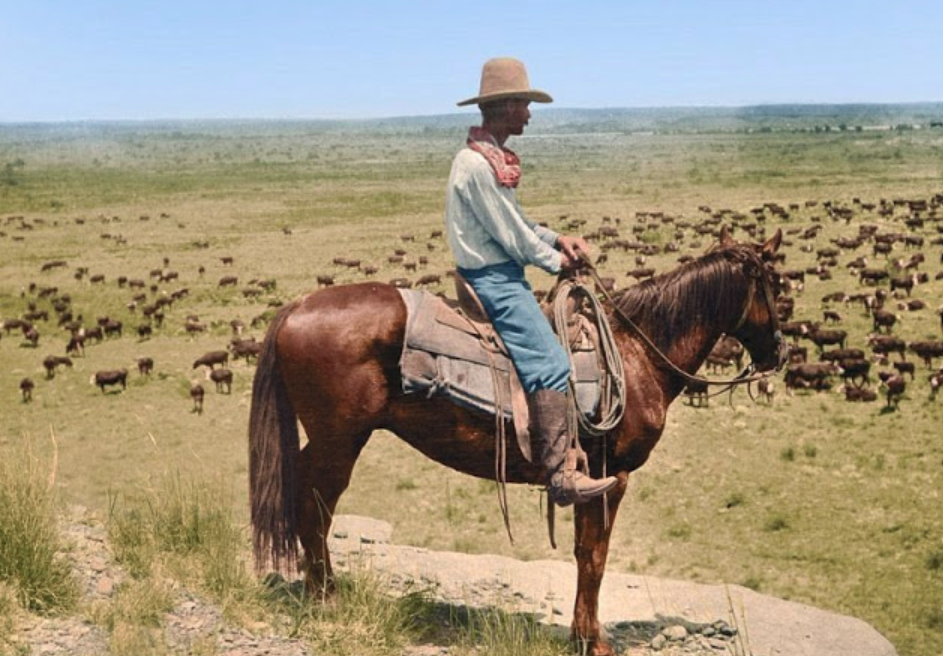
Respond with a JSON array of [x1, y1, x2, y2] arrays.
[[551, 278, 627, 438]]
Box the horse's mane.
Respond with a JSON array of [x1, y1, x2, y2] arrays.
[[613, 245, 756, 346]]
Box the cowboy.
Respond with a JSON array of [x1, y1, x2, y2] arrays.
[[444, 57, 617, 507]]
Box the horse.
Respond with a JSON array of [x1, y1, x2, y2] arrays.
[[248, 228, 786, 656]]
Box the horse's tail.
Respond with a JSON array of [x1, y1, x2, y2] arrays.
[[248, 299, 302, 575]]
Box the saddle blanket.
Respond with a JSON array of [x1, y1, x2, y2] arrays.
[[397, 288, 601, 419]]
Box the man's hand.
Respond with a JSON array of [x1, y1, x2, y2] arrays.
[[557, 235, 590, 270]]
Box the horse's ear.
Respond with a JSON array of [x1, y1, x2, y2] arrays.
[[760, 229, 783, 259], [718, 225, 735, 248]]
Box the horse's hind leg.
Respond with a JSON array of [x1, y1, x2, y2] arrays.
[[295, 429, 371, 596]]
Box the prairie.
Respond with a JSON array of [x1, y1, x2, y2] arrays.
[[1, 106, 942, 655]]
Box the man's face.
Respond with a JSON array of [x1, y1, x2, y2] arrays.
[[505, 99, 531, 135]]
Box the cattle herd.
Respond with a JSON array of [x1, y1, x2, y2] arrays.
[[2, 214, 267, 411], [4, 190, 943, 417]]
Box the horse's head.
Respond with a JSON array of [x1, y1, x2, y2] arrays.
[[720, 227, 789, 373]]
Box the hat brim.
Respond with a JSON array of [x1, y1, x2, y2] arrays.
[[456, 89, 553, 107]]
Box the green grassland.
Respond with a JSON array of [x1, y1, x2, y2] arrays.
[[2, 107, 943, 655]]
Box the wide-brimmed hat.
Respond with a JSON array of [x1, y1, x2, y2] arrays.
[[456, 57, 553, 107]]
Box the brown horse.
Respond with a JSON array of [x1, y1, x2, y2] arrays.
[[249, 228, 785, 655]]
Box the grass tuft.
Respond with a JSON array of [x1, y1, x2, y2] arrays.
[[453, 605, 571, 656], [269, 567, 437, 656], [0, 447, 78, 615], [107, 474, 253, 600]]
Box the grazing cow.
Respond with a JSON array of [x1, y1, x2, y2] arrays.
[[683, 379, 709, 407], [102, 320, 122, 339], [43, 355, 73, 379], [869, 334, 907, 361], [190, 383, 205, 414], [881, 374, 906, 410], [844, 386, 878, 403], [807, 327, 847, 353], [711, 336, 745, 370], [207, 367, 233, 393], [192, 350, 229, 370], [218, 275, 238, 287], [22, 309, 49, 323], [316, 275, 335, 287], [23, 326, 40, 347], [221, 256, 234, 266], [929, 371, 943, 400], [85, 326, 104, 343], [757, 377, 775, 404], [705, 354, 733, 373], [415, 274, 442, 287], [137, 356, 154, 375], [626, 267, 656, 281], [185, 321, 207, 335], [20, 377, 35, 402], [872, 309, 898, 333], [780, 320, 812, 343], [2, 318, 29, 335], [909, 340, 943, 368], [837, 358, 871, 388], [92, 368, 128, 393], [784, 363, 838, 391], [823, 310, 842, 324], [137, 324, 153, 339], [230, 337, 261, 363], [859, 268, 889, 285], [66, 334, 85, 356], [787, 344, 808, 364], [889, 274, 917, 296], [820, 348, 865, 364], [893, 361, 916, 381]]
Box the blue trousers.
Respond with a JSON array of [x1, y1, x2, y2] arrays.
[[458, 262, 570, 394]]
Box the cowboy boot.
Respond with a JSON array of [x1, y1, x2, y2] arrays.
[[527, 389, 617, 507]]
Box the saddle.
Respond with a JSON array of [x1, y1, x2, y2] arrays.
[[398, 273, 603, 463]]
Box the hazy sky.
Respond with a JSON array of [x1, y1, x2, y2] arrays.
[[2, 0, 939, 122]]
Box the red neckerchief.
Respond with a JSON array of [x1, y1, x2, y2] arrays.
[[466, 126, 521, 188]]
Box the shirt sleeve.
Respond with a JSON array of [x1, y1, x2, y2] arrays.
[[462, 160, 562, 274]]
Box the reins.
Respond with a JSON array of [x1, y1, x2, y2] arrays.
[[579, 253, 782, 391]]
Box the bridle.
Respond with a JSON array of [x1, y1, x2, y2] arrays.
[[580, 248, 787, 390]]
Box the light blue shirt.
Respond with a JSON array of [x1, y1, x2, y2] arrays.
[[444, 147, 562, 274]]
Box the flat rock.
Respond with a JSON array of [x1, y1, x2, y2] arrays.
[[329, 514, 897, 656]]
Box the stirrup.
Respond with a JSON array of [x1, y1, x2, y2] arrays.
[[548, 449, 617, 507]]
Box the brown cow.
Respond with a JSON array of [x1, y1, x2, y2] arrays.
[[683, 379, 709, 407], [20, 377, 34, 403], [92, 368, 128, 393], [137, 357, 154, 375], [192, 350, 229, 370], [909, 340, 943, 368], [207, 368, 233, 393], [757, 377, 775, 404], [43, 355, 73, 379], [190, 383, 205, 414], [881, 373, 906, 410]]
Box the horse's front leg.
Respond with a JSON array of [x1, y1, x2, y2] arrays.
[[571, 472, 628, 656]]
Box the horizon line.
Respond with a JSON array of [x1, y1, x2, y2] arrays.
[[2, 100, 943, 126]]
